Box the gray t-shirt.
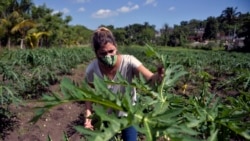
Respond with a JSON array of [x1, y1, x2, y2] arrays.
[[85, 55, 142, 116]]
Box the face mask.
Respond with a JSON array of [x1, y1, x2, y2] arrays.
[[99, 55, 118, 67]]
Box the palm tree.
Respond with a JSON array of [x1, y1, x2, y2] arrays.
[[25, 31, 50, 48], [203, 16, 218, 40], [0, 0, 18, 48], [0, 0, 34, 48], [11, 19, 36, 49], [219, 7, 241, 37], [220, 7, 241, 25], [160, 24, 170, 46]]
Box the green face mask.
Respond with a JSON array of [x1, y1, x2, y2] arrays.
[[99, 55, 118, 67]]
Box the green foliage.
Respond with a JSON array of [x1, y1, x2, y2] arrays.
[[203, 17, 219, 40], [29, 46, 250, 141], [0, 44, 249, 140], [47, 132, 69, 141], [0, 46, 94, 120], [0, 85, 20, 106], [0, 1, 249, 51]]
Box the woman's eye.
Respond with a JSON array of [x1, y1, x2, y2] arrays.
[[99, 50, 114, 55], [108, 50, 114, 53]]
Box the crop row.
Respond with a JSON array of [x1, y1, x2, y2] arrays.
[[33, 46, 250, 140], [0, 47, 94, 105], [0, 46, 249, 140]]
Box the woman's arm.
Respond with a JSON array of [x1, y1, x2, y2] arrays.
[[136, 65, 154, 80], [136, 64, 164, 84], [84, 101, 93, 130], [84, 82, 94, 130]]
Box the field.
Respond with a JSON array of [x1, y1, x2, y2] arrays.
[[0, 46, 249, 141]]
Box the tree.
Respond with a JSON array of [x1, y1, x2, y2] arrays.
[[167, 25, 188, 46], [219, 7, 241, 36], [11, 19, 36, 49], [70, 25, 92, 45], [123, 23, 155, 45], [0, 0, 20, 48], [220, 7, 241, 25], [188, 19, 205, 39], [25, 31, 50, 48], [112, 28, 127, 46], [159, 24, 170, 46], [31, 4, 54, 47], [203, 17, 218, 40], [238, 13, 250, 52], [17, 0, 34, 18], [0, 0, 34, 48]]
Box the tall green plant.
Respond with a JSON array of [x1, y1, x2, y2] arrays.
[[30, 46, 250, 141]]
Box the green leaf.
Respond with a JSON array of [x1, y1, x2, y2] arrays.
[[152, 101, 170, 116], [63, 131, 69, 141], [29, 107, 47, 123], [207, 129, 218, 141], [47, 135, 52, 141], [152, 109, 183, 125]]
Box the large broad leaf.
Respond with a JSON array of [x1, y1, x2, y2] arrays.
[[11, 19, 36, 34], [75, 105, 129, 141]]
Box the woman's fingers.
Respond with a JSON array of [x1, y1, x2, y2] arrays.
[[157, 65, 164, 75], [157, 65, 164, 79], [84, 123, 94, 130], [84, 119, 94, 130]]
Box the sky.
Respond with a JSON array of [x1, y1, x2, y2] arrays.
[[33, 0, 250, 30]]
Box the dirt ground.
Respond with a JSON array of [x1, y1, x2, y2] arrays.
[[1, 66, 86, 141]]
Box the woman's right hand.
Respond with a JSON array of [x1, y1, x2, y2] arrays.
[[84, 102, 93, 130], [84, 119, 93, 130]]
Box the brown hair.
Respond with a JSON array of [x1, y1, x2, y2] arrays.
[[92, 27, 117, 52]]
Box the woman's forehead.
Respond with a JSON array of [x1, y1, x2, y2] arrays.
[[99, 42, 116, 51]]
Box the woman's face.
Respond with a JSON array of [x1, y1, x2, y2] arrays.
[[96, 42, 117, 58]]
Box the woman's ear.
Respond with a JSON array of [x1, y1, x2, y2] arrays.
[[94, 50, 99, 56], [115, 49, 119, 55]]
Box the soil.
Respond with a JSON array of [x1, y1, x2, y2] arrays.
[[1, 66, 87, 141]]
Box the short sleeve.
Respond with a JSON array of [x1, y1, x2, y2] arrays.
[[127, 55, 142, 68], [85, 60, 100, 83], [85, 65, 93, 83]]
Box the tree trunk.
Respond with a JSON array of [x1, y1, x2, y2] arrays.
[[40, 38, 43, 47], [20, 38, 24, 49], [7, 37, 11, 49]]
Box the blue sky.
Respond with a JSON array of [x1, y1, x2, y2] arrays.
[[33, 0, 250, 30]]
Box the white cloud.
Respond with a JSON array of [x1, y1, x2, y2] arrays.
[[52, 10, 59, 15], [117, 4, 139, 13], [131, 5, 139, 10], [91, 2, 139, 18], [92, 9, 118, 18], [78, 7, 85, 12], [127, 1, 133, 6], [62, 8, 70, 14], [168, 6, 175, 11], [76, 0, 90, 3], [144, 0, 157, 7], [152, 2, 157, 7], [51, 8, 70, 15], [145, 0, 155, 5], [117, 6, 130, 13]]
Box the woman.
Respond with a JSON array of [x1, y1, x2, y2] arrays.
[[84, 27, 164, 141]]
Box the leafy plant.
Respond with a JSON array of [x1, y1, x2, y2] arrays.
[[0, 85, 20, 106], [30, 46, 250, 141], [1, 45, 249, 140]]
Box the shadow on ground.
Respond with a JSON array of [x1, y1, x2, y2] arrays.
[[0, 107, 19, 140]]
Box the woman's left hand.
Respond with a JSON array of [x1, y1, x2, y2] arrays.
[[151, 65, 164, 84]]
